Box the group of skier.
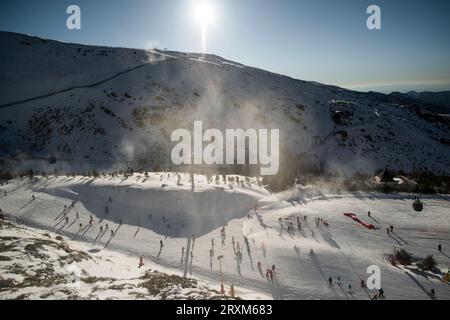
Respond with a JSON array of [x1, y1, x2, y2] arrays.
[[327, 276, 386, 299], [266, 262, 275, 281]]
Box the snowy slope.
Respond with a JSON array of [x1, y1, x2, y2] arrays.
[[1, 173, 449, 300], [0, 209, 265, 300], [0, 31, 449, 176]]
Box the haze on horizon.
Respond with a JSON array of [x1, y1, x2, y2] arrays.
[[0, 0, 449, 93]]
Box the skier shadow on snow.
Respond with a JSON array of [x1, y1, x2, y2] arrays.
[[134, 225, 141, 238], [439, 251, 450, 259], [293, 246, 305, 268], [391, 231, 408, 245], [309, 250, 341, 299], [255, 213, 269, 230], [368, 216, 379, 224], [388, 233, 403, 246], [19, 199, 34, 210], [403, 271, 436, 300], [405, 266, 447, 284], [317, 225, 340, 249]]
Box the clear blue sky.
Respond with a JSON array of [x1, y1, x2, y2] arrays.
[[1, 0, 449, 93]]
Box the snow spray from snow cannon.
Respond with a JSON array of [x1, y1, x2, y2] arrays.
[[171, 121, 279, 175]]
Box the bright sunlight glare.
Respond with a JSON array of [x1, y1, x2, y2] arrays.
[[191, 0, 216, 54], [194, 0, 215, 25]]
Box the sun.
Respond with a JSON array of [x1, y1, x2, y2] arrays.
[[191, 0, 216, 54], [193, 0, 215, 26]]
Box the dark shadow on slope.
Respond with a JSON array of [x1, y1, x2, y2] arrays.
[[391, 230, 408, 245], [403, 271, 435, 300], [317, 225, 341, 249], [40, 185, 255, 238]]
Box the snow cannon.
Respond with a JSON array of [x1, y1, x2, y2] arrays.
[[412, 199, 423, 212]]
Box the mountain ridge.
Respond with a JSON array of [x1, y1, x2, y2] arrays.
[[0, 31, 449, 177]]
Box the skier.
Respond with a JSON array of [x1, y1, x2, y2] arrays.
[[110, 229, 114, 236], [160, 240, 164, 248], [297, 221, 302, 231], [32, 194, 35, 201], [328, 277, 333, 287], [390, 225, 394, 232], [3, 191, 6, 196], [303, 215, 307, 221], [430, 289, 435, 297], [105, 223, 109, 230], [386, 228, 390, 235], [438, 244, 442, 252], [148, 213, 152, 220], [100, 226, 103, 233], [368, 211, 371, 217], [379, 288, 384, 298], [138, 256, 144, 268], [109, 197, 112, 203], [79, 223, 83, 230], [76, 212, 79, 219], [348, 284, 352, 293], [105, 206, 109, 214], [272, 265, 276, 274], [65, 216, 69, 224], [361, 280, 365, 288]]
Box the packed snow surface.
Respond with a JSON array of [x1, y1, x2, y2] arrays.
[[1, 173, 449, 300]]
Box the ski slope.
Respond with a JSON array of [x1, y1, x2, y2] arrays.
[[1, 31, 449, 176], [1, 173, 449, 300]]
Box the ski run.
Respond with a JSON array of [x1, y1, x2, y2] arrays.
[[1, 172, 449, 300]]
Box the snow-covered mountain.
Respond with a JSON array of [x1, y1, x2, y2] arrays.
[[1, 31, 449, 176]]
